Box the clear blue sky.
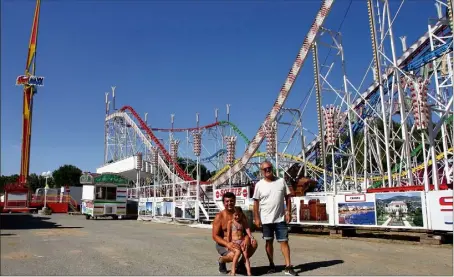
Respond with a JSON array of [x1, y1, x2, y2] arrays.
[[1, 0, 436, 176]]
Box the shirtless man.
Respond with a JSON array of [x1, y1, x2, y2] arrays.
[[212, 192, 258, 274]]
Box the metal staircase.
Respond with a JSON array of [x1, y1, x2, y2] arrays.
[[198, 185, 220, 224]]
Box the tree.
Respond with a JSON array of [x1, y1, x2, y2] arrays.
[[26, 173, 56, 192], [176, 157, 212, 181], [0, 175, 19, 193], [52, 164, 83, 187]]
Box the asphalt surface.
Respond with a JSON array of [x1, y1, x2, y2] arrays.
[[1, 214, 452, 276]]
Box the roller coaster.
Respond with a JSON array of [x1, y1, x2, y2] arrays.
[[5, 0, 452, 230], [103, 0, 452, 197]]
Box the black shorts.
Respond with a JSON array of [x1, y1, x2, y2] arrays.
[[215, 243, 229, 256]]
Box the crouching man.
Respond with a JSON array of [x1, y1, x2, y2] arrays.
[[212, 192, 258, 274]]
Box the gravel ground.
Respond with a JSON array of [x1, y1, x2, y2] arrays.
[[1, 214, 452, 276]]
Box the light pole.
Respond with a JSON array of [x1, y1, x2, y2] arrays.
[[40, 171, 52, 214]]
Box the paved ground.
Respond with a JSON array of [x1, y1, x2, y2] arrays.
[[1, 214, 452, 276]]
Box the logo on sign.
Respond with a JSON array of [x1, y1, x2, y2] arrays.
[[215, 187, 248, 200], [16, 75, 44, 86], [439, 196, 453, 225]]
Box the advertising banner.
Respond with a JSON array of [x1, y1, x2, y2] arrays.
[[335, 193, 377, 226], [375, 191, 427, 229], [289, 195, 335, 226], [426, 190, 453, 231]]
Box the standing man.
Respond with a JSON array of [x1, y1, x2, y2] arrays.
[[253, 161, 298, 276], [212, 192, 258, 274]]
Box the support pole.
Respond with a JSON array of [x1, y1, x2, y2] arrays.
[[368, 0, 393, 187]]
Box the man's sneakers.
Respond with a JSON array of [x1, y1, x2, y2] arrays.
[[284, 266, 298, 276], [267, 263, 276, 274], [236, 262, 247, 275], [218, 259, 227, 274]]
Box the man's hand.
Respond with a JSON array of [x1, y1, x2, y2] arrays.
[[226, 242, 241, 251], [254, 218, 262, 228], [285, 213, 291, 223], [241, 239, 249, 253]]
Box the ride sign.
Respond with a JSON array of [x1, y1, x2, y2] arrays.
[[214, 186, 249, 201], [427, 190, 453, 231], [16, 75, 44, 86]]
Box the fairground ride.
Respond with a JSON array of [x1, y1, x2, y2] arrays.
[[103, 0, 452, 198], [4, 0, 44, 211]]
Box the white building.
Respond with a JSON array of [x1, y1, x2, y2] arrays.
[[385, 201, 408, 213]]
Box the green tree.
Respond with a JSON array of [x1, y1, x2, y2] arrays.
[[413, 207, 424, 227], [52, 164, 83, 187], [0, 174, 19, 193], [177, 158, 212, 181]]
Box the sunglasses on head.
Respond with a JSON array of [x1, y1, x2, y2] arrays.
[[262, 167, 272, 172]]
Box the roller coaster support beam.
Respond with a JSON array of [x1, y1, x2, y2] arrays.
[[327, 27, 359, 190], [313, 42, 328, 192], [368, 0, 394, 187], [280, 108, 306, 177], [428, 8, 453, 189], [385, 0, 414, 187]]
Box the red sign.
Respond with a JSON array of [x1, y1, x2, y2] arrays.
[[214, 186, 250, 201]]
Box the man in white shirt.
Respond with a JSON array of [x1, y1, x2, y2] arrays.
[[253, 161, 297, 276]]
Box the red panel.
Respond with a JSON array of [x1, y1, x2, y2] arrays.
[[47, 203, 68, 213]]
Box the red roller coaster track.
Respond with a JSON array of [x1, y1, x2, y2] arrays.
[[120, 106, 211, 184]]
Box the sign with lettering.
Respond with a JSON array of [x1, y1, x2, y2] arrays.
[[16, 75, 44, 86], [214, 186, 249, 201], [427, 190, 453, 231], [345, 194, 366, 202], [94, 174, 129, 185]]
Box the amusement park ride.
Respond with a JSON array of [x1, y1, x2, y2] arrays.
[[97, 0, 453, 232], [2, 0, 45, 212], [1, 0, 453, 235]]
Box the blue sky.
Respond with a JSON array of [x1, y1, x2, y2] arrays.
[[1, 0, 438, 176]]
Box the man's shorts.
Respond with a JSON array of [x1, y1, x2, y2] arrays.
[[215, 243, 229, 256], [262, 221, 289, 242]]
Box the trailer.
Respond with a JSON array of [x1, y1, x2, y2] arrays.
[[80, 172, 130, 220]]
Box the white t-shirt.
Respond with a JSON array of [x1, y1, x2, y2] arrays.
[[252, 177, 291, 224]]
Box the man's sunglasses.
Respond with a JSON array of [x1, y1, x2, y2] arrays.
[[261, 167, 272, 172]]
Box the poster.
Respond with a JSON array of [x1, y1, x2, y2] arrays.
[[183, 201, 197, 219], [299, 197, 329, 224], [290, 198, 298, 223], [175, 202, 184, 218], [155, 202, 163, 216], [336, 194, 376, 226], [375, 192, 425, 228], [162, 200, 174, 217]]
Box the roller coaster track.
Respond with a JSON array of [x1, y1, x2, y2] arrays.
[[302, 22, 449, 156], [105, 0, 334, 187], [209, 147, 453, 183], [210, 0, 335, 186], [107, 106, 209, 184], [151, 121, 251, 144]]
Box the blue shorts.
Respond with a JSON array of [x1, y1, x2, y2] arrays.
[[262, 221, 289, 242]]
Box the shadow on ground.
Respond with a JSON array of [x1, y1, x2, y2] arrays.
[[0, 214, 83, 230], [252, 259, 344, 276]]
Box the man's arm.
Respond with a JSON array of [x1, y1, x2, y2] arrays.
[[284, 180, 292, 218], [252, 182, 261, 226]]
